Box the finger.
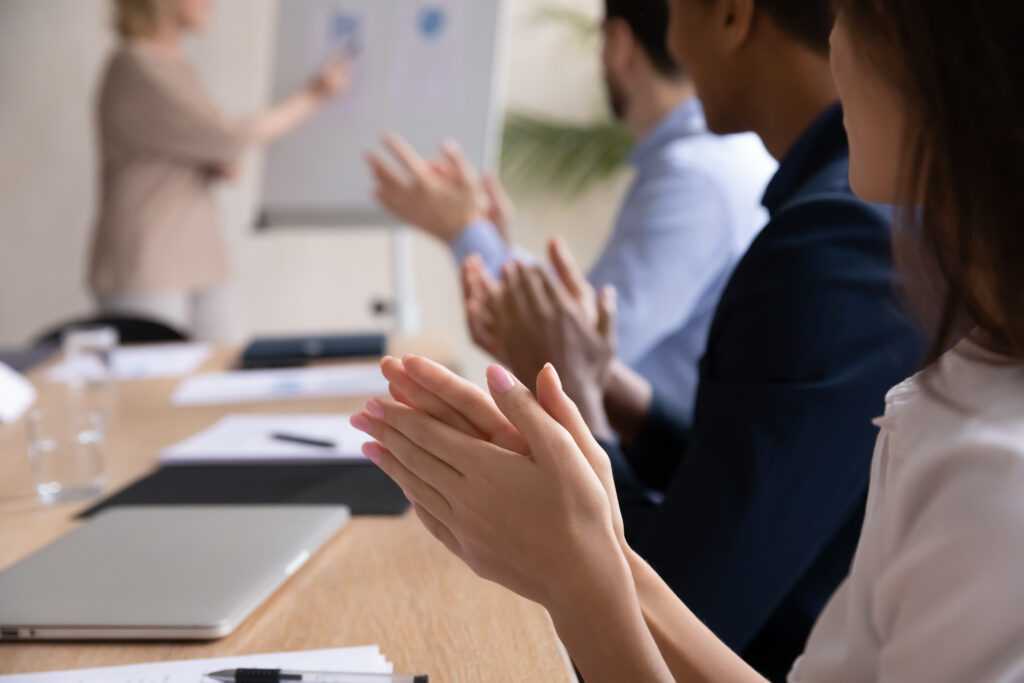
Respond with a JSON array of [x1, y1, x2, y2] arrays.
[[383, 133, 430, 182], [381, 356, 486, 439], [598, 285, 618, 342], [482, 173, 513, 240], [506, 261, 537, 324], [362, 442, 453, 524], [523, 265, 556, 319], [547, 237, 588, 300], [402, 355, 529, 454], [352, 409, 465, 488], [365, 151, 407, 189], [362, 397, 518, 474], [440, 139, 478, 188], [535, 363, 607, 468], [412, 502, 463, 558], [485, 365, 574, 464]]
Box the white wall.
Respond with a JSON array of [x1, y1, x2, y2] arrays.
[[0, 0, 627, 377]]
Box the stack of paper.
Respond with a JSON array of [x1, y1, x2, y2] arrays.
[[161, 414, 372, 464], [0, 645, 394, 682], [47, 343, 211, 382], [172, 365, 387, 406]]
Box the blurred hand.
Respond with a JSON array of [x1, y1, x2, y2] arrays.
[[460, 254, 508, 362], [351, 361, 629, 604], [367, 135, 484, 243], [309, 57, 351, 99], [496, 247, 618, 439]]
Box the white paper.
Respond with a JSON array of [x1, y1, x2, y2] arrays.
[[0, 362, 36, 423], [172, 365, 387, 406], [0, 645, 393, 682], [161, 414, 372, 464], [47, 344, 211, 382]]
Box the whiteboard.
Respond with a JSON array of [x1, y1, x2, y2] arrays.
[[258, 0, 505, 228]]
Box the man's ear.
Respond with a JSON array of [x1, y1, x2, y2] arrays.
[[718, 0, 757, 53], [602, 17, 635, 75]]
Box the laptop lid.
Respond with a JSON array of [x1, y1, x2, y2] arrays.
[[0, 505, 349, 641]]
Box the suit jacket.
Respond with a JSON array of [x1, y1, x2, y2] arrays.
[[604, 105, 924, 682]]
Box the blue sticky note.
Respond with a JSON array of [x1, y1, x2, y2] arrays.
[[418, 6, 447, 40]]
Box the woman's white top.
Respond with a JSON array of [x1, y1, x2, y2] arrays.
[[790, 340, 1024, 682]]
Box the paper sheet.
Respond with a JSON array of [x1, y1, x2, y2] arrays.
[[47, 344, 211, 382], [0, 645, 393, 682], [171, 365, 387, 406], [161, 414, 371, 464]]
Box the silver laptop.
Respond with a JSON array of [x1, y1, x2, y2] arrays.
[[0, 505, 349, 641]]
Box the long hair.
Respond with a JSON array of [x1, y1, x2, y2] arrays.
[[837, 2, 1024, 364]]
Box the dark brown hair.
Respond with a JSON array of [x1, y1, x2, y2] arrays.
[[838, 1, 1024, 363], [758, 0, 835, 54]]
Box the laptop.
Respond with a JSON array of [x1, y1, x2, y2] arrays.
[[0, 505, 349, 641]]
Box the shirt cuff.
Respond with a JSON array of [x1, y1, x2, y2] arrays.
[[622, 389, 692, 491], [450, 219, 510, 277]]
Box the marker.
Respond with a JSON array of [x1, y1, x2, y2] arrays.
[[270, 432, 337, 450], [205, 670, 427, 683]]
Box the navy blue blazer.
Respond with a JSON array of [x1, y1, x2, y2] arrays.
[[603, 105, 924, 681]]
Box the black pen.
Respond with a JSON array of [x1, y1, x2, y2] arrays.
[[206, 669, 427, 683], [271, 432, 338, 449]]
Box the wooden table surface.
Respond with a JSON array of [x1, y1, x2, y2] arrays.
[[0, 345, 572, 681]]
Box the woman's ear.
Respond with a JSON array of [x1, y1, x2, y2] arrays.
[[602, 18, 635, 76]]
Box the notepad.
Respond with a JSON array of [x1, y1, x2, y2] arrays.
[[172, 365, 387, 406], [0, 645, 393, 682], [47, 343, 211, 382], [161, 414, 371, 464]]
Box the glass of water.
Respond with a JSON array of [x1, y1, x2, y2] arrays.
[[25, 397, 107, 505], [61, 326, 119, 431]]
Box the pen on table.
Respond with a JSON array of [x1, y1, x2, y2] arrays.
[[205, 669, 428, 683], [271, 432, 338, 449]]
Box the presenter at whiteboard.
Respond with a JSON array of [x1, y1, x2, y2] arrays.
[[88, 0, 349, 340]]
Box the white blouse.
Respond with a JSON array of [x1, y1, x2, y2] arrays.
[[790, 340, 1024, 682]]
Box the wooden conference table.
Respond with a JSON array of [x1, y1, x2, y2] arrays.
[[0, 343, 573, 681]]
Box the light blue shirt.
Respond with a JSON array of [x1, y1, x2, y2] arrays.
[[452, 99, 777, 422]]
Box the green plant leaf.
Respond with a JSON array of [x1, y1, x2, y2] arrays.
[[500, 112, 633, 198]]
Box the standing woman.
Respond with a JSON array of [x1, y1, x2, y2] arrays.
[[350, 1, 1024, 680], [89, 0, 348, 339]]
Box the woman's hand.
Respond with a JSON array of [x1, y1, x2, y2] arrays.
[[351, 361, 626, 605], [376, 356, 628, 552], [309, 57, 351, 100]]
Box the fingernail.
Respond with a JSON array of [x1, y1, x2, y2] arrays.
[[544, 363, 563, 390], [350, 413, 372, 432], [487, 365, 516, 394], [365, 399, 385, 419]]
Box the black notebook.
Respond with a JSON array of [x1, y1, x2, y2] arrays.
[[79, 462, 409, 519], [240, 334, 387, 369]]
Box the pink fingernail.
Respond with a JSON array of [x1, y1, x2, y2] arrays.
[[365, 399, 385, 419], [350, 413, 372, 432], [487, 365, 516, 394]]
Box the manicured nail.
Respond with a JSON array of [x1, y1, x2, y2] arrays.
[[544, 363, 563, 390], [487, 365, 516, 394], [365, 399, 385, 419], [350, 413, 372, 432]]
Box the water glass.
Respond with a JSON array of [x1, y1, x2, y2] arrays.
[[61, 326, 119, 430], [25, 399, 107, 505]]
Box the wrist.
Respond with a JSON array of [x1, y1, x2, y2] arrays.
[[545, 526, 633, 616]]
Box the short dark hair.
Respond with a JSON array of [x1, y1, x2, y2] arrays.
[[605, 0, 682, 78], [758, 0, 836, 54]]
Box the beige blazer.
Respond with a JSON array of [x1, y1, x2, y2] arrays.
[[89, 44, 251, 296]]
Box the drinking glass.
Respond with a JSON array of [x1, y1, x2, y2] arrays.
[[25, 397, 107, 505]]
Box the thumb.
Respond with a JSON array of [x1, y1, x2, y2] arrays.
[[483, 173, 512, 241], [441, 139, 477, 188], [597, 285, 618, 341], [547, 237, 587, 300], [486, 365, 566, 463], [535, 364, 611, 476]]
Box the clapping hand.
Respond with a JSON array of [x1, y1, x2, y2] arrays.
[[351, 357, 629, 606]]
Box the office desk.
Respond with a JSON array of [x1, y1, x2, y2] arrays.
[[0, 346, 573, 681]]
